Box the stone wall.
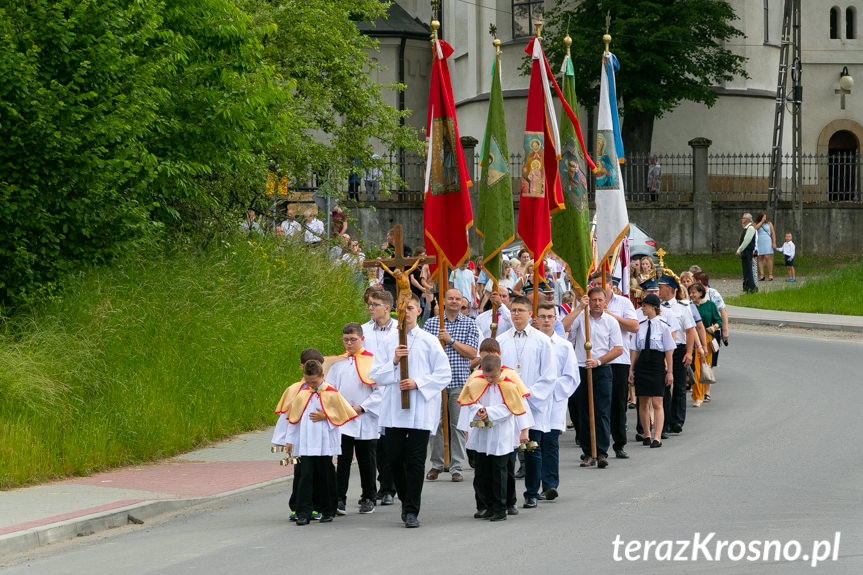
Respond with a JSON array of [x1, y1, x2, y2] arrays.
[[347, 201, 863, 257]]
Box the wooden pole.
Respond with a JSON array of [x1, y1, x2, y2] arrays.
[[438, 263, 450, 470], [584, 304, 597, 460], [490, 277, 500, 338]]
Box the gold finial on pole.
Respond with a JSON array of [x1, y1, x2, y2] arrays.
[[603, 10, 611, 53], [493, 38, 501, 54], [431, 20, 440, 42], [564, 34, 572, 57], [656, 248, 667, 270], [535, 21, 543, 38]]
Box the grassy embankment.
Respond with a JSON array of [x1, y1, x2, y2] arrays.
[[0, 236, 366, 489]]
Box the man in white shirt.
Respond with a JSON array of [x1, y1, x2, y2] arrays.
[[497, 295, 556, 508], [657, 273, 697, 434], [475, 286, 513, 341], [302, 210, 325, 245], [281, 207, 301, 238], [599, 276, 638, 459], [534, 301, 579, 501], [370, 293, 452, 528], [564, 287, 624, 468]]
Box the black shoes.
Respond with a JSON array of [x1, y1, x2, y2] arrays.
[[523, 497, 538, 508], [319, 514, 334, 523], [541, 488, 558, 501], [488, 512, 507, 522], [635, 433, 647, 442], [597, 456, 609, 469], [506, 505, 519, 516], [404, 513, 420, 528], [671, 424, 683, 433], [651, 440, 662, 448], [296, 517, 310, 526], [380, 493, 394, 506], [474, 509, 492, 519], [614, 449, 629, 459], [661, 431, 669, 440], [514, 466, 525, 479]]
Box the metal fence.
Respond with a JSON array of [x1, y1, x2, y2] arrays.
[[329, 149, 861, 205], [707, 152, 861, 203]]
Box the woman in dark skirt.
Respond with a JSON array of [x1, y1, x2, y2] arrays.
[[629, 294, 676, 448]]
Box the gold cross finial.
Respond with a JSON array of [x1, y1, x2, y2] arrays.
[[656, 248, 667, 270]]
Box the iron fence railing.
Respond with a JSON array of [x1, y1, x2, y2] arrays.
[[324, 150, 862, 205]]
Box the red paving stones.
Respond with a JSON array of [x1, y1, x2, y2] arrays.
[[65, 461, 292, 498], [0, 500, 144, 536]]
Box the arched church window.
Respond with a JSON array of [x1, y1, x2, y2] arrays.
[[831, 6, 841, 39]]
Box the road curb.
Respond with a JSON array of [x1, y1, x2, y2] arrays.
[[728, 316, 863, 333], [0, 475, 291, 557]]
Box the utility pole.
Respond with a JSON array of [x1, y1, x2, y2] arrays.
[[767, 0, 802, 241]]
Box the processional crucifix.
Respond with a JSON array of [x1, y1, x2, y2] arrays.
[[363, 225, 435, 409]]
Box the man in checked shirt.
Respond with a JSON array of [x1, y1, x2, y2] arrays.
[[423, 288, 480, 482]]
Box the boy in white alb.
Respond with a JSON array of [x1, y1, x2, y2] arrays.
[[369, 293, 452, 528], [283, 359, 357, 525], [497, 295, 557, 509], [272, 347, 325, 522], [327, 322, 383, 515], [457, 354, 532, 521], [534, 301, 579, 500]]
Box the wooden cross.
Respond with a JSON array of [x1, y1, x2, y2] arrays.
[[363, 225, 435, 409]]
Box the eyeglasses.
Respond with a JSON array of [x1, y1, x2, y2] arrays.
[[342, 337, 361, 343], [367, 302, 386, 308], [510, 308, 529, 314], [536, 315, 556, 320]]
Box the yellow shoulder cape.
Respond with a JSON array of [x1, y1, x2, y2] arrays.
[[324, 348, 375, 385], [457, 367, 530, 415], [286, 382, 358, 426], [275, 380, 304, 414]]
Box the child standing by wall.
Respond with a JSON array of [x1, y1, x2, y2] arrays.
[[777, 232, 796, 282]]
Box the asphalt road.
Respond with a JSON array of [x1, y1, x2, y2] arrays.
[[3, 328, 861, 574]]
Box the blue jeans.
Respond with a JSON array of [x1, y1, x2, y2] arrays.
[[575, 366, 613, 458], [540, 429, 560, 491]]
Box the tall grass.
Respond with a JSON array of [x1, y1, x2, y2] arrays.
[[0, 235, 366, 488], [725, 260, 863, 315]]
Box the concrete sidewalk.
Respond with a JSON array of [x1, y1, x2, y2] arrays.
[[726, 305, 863, 332], [2, 306, 861, 557], [0, 430, 290, 556]]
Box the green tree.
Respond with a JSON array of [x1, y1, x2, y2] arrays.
[[541, 0, 748, 157], [240, 0, 419, 190], [0, 0, 291, 305]]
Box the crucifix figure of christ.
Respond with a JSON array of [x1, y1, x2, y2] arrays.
[[363, 225, 435, 409]]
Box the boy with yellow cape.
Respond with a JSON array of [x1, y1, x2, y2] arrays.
[[457, 352, 533, 522]]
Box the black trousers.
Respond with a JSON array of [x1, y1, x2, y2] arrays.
[[384, 427, 430, 516], [336, 436, 377, 503], [473, 452, 508, 514], [376, 434, 396, 497], [295, 455, 337, 519], [609, 363, 630, 450], [741, 252, 757, 293], [665, 345, 688, 430], [289, 460, 301, 512]]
